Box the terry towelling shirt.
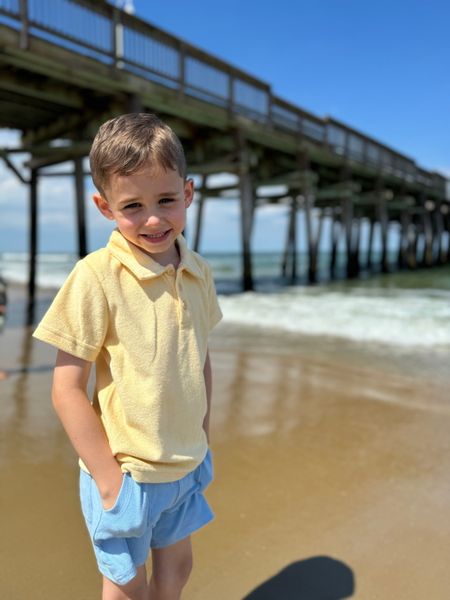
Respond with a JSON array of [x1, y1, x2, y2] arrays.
[[33, 230, 222, 483]]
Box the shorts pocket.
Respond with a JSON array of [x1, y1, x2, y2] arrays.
[[93, 474, 149, 543], [79, 470, 94, 526], [196, 448, 214, 492], [96, 537, 137, 585]]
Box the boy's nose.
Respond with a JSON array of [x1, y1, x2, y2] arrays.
[[145, 213, 161, 226]]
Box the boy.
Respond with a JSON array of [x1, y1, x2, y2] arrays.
[[33, 113, 222, 600]]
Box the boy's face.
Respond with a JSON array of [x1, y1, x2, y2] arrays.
[[93, 164, 193, 266]]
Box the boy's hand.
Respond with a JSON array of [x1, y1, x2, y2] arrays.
[[96, 464, 124, 510]]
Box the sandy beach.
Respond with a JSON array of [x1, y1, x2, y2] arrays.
[[1, 284, 450, 599]]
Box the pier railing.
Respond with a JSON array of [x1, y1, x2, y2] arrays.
[[0, 0, 446, 196]]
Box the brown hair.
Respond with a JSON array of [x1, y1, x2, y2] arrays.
[[89, 113, 186, 196]]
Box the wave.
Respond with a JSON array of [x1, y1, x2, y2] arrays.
[[218, 286, 450, 349], [0, 253, 77, 287], [2, 252, 450, 349]]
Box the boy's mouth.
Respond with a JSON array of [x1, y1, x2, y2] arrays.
[[140, 230, 171, 242]]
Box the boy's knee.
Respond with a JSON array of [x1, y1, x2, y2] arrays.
[[152, 554, 193, 593], [102, 566, 148, 600], [176, 553, 193, 586]]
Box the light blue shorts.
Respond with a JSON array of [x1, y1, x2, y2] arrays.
[[79, 449, 214, 585]]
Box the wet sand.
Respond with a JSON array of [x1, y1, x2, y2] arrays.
[[1, 286, 450, 599]]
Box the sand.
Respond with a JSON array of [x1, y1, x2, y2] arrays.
[[1, 285, 450, 599]]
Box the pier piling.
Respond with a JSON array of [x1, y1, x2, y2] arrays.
[[74, 157, 87, 259], [422, 211, 434, 267], [329, 208, 341, 277], [193, 176, 206, 253], [27, 168, 38, 324], [377, 193, 389, 273], [282, 194, 298, 283], [236, 131, 255, 291]]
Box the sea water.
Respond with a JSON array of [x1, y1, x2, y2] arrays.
[[1, 251, 449, 351], [219, 272, 450, 349]]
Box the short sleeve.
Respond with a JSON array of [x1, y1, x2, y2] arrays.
[[33, 260, 108, 361], [205, 263, 222, 331]]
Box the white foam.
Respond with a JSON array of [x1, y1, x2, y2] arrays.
[[218, 287, 450, 348], [2, 252, 449, 349], [0, 253, 76, 288]]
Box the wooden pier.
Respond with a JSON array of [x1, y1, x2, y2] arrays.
[[0, 0, 448, 321]]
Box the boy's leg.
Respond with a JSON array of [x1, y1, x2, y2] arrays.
[[148, 536, 193, 600], [102, 564, 148, 600]]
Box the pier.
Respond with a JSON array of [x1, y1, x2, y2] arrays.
[[0, 0, 448, 317]]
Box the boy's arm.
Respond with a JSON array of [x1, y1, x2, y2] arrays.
[[52, 349, 123, 509], [202, 348, 212, 444]]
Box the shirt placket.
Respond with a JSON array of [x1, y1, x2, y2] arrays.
[[166, 266, 187, 325], [175, 269, 189, 327]]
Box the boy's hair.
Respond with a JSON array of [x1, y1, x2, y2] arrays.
[[89, 113, 187, 196]]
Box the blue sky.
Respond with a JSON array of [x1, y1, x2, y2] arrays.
[[0, 0, 449, 254], [132, 0, 450, 171]]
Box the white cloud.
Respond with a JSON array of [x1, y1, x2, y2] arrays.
[[257, 184, 288, 197], [0, 129, 21, 146], [258, 203, 289, 215], [204, 172, 238, 188]]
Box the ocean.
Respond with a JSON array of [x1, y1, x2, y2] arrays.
[[1, 250, 449, 354]]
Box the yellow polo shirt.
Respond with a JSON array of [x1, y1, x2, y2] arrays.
[[33, 230, 222, 483]]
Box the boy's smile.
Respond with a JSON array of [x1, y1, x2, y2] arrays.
[[93, 164, 194, 266]]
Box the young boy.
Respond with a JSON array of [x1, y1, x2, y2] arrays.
[[33, 113, 222, 600]]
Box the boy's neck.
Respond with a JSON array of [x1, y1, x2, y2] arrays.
[[150, 240, 181, 269]]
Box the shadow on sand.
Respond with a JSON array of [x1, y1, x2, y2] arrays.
[[242, 555, 355, 599]]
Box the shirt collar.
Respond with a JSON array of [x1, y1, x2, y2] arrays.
[[107, 230, 204, 281]]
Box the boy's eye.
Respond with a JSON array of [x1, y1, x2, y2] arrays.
[[160, 197, 175, 204], [123, 202, 141, 210]]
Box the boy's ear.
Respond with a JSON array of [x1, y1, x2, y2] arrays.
[[184, 178, 194, 208], [92, 193, 114, 220]]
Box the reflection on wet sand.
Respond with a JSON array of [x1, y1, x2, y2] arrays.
[[188, 325, 450, 599], [1, 301, 450, 599]]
